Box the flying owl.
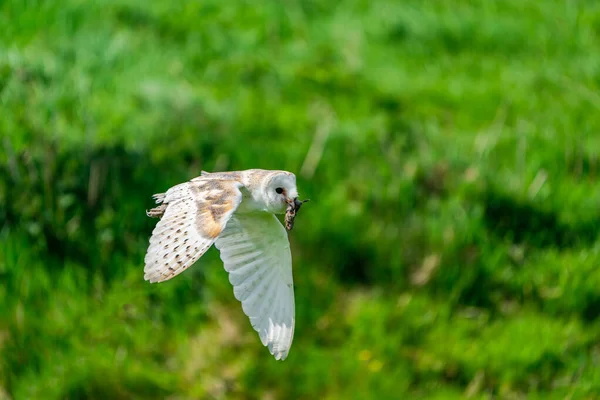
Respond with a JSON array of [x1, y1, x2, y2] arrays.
[[143, 169, 308, 360]]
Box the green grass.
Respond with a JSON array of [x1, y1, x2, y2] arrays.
[[1, 0, 600, 398]]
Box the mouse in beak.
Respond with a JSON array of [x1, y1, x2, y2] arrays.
[[285, 197, 310, 231]]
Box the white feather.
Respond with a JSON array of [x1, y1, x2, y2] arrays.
[[215, 213, 295, 361]]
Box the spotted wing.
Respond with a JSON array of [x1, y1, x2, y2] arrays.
[[214, 213, 295, 360], [144, 178, 244, 283]]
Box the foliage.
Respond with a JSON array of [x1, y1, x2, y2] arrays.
[[1, 0, 600, 398]]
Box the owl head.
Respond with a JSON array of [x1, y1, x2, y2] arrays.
[[262, 171, 299, 214]]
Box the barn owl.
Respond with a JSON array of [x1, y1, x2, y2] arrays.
[[143, 169, 308, 360]]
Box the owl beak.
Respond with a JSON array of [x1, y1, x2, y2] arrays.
[[293, 198, 302, 209], [289, 197, 309, 212]]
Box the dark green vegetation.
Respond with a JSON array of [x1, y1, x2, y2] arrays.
[[1, 0, 600, 398]]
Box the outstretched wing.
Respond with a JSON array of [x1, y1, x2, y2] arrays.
[[144, 178, 244, 283], [214, 213, 295, 360]]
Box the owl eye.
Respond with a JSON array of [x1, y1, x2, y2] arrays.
[[275, 187, 284, 194]]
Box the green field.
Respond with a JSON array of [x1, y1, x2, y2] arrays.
[[1, 0, 600, 398]]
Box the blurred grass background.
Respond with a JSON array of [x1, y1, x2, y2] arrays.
[[1, 0, 600, 398]]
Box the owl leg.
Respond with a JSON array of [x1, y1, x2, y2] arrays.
[[146, 203, 167, 218]]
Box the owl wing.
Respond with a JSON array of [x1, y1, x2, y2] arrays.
[[144, 178, 244, 283], [214, 213, 295, 360]]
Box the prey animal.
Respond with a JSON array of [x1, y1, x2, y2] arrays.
[[144, 169, 307, 360]]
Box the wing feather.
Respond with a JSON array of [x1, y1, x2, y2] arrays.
[[144, 178, 243, 283], [215, 213, 295, 360]]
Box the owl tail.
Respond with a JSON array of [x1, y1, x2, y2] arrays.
[[152, 193, 166, 204]]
